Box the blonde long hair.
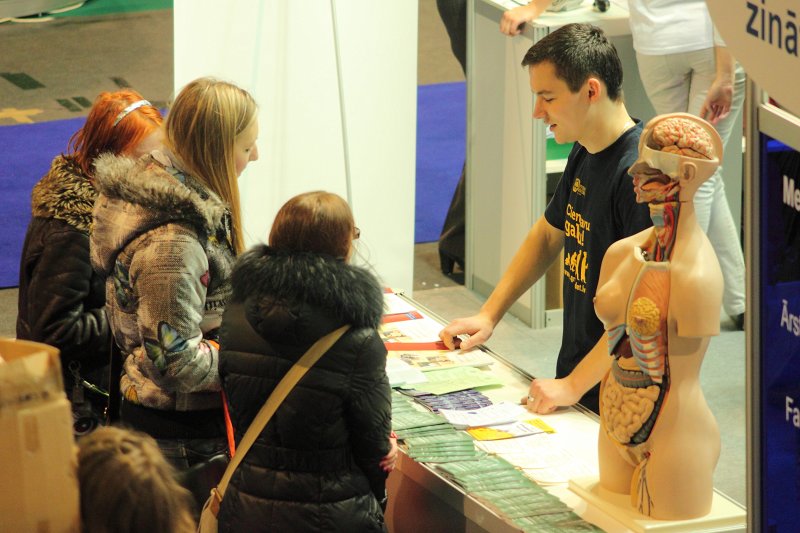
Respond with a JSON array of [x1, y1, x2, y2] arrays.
[[165, 78, 257, 255]]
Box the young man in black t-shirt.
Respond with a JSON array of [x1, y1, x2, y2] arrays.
[[439, 23, 652, 414]]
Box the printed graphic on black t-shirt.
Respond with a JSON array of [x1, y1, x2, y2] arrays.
[[564, 191, 591, 293], [544, 123, 652, 395]]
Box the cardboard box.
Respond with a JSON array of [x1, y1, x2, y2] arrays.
[[0, 338, 79, 533]]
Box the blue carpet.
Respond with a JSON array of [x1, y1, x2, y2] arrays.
[[0, 82, 465, 288], [0, 117, 87, 288], [415, 81, 466, 244]]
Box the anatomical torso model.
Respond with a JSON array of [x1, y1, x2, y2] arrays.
[[594, 114, 724, 520]]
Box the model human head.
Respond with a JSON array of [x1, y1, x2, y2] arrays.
[[629, 113, 723, 203], [521, 23, 624, 146], [165, 77, 259, 255], [68, 89, 162, 178], [269, 191, 357, 261], [77, 426, 195, 533]]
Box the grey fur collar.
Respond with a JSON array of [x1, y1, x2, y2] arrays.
[[31, 155, 96, 233], [232, 245, 385, 329], [92, 151, 228, 233]]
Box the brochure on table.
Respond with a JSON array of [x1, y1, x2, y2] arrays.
[[382, 290, 607, 529], [384, 291, 746, 532]]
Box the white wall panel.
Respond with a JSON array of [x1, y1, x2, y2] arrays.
[[174, 0, 417, 290]]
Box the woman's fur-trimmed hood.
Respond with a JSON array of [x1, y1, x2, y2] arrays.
[[90, 152, 230, 276], [31, 155, 96, 233], [232, 245, 385, 330], [93, 152, 227, 230]]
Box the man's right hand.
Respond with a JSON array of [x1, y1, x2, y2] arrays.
[[439, 312, 495, 350]]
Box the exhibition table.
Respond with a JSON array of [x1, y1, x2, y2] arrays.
[[383, 291, 746, 532]]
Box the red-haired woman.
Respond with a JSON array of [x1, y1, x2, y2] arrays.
[[218, 191, 393, 532], [16, 89, 162, 433]]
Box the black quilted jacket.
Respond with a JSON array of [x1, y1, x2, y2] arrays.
[[16, 155, 109, 387], [218, 245, 390, 533]]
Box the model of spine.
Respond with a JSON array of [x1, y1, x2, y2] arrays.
[[594, 114, 724, 520]]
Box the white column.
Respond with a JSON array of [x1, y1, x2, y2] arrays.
[[174, 0, 418, 291]]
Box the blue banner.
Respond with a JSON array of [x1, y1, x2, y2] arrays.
[[760, 134, 800, 532]]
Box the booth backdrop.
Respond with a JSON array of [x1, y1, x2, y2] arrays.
[[174, 0, 418, 291]]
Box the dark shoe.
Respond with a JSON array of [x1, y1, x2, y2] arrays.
[[446, 270, 465, 285], [594, 0, 610, 11], [732, 313, 745, 331], [439, 251, 463, 275], [440, 252, 455, 274]]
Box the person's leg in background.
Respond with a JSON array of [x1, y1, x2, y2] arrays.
[[436, 0, 467, 275], [635, 52, 691, 115], [636, 50, 746, 326], [436, 0, 466, 73], [683, 50, 747, 323]]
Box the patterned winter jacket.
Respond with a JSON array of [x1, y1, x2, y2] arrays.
[[16, 155, 109, 389], [90, 151, 235, 411]]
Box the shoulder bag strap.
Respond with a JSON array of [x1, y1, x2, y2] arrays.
[[215, 324, 351, 497]]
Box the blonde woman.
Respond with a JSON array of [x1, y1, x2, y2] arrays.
[[90, 78, 259, 473]]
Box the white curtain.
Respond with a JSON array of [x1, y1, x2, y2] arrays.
[[174, 0, 418, 290]]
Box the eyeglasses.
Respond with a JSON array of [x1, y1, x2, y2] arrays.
[[354, 227, 361, 240]]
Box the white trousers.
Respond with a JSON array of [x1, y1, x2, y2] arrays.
[[636, 49, 746, 316]]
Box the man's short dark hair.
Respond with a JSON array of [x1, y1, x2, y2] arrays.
[[521, 23, 623, 101]]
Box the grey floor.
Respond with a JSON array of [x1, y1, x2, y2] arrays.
[[0, 0, 747, 512]]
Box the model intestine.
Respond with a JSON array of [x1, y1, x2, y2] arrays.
[[601, 264, 670, 446], [601, 263, 670, 447], [595, 113, 724, 520]]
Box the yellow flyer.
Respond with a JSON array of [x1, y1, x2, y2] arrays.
[[467, 419, 555, 441]]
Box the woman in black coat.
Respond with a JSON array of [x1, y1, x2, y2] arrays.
[[16, 90, 162, 432], [218, 191, 392, 532]]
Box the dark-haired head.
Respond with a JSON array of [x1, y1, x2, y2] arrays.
[[521, 23, 623, 101], [269, 191, 356, 260]]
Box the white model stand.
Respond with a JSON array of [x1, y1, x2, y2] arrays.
[[569, 477, 746, 533]]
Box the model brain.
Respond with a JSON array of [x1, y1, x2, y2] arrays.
[[649, 117, 715, 160]]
